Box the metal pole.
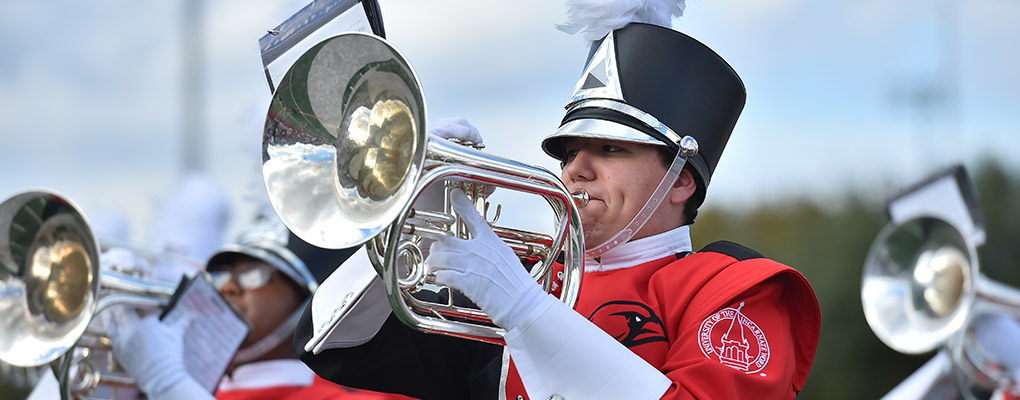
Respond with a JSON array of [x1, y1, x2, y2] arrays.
[[180, 0, 205, 172]]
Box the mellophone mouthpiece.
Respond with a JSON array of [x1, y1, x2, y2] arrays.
[[572, 189, 589, 208]]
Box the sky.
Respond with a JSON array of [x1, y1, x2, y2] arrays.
[[0, 0, 1018, 251]]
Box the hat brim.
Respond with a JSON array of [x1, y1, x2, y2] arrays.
[[542, 118, 669, 161]]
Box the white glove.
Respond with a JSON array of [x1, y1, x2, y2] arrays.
[[973, 314, 1020, 388], [426, 189, 544, 329], [418, 117, 486, 211], [105, 309, 206, 398], [101, 247, 151, 274], [429, 117, 483, 145], [427, 193, 671, 399]]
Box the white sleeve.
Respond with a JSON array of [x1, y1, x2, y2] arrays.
[[504, 294, 671, 400], [972, 314, 1020, 377], [880, 350, 952, 400], [25, 364, 215, 400], [306, 246, 392, 354]]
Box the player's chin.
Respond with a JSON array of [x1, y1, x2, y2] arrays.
[[581, 226, 608, 248], [578, 210, 598, 228]]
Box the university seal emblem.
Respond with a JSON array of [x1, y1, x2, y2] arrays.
[[698, 302, 770, 374]]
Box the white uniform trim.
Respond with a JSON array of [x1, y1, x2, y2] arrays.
[[216, 359, 315, 392], [308, 246, 392, 353], [585, 225, 692, 273]]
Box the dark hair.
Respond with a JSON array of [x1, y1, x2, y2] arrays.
[[657, 147, 702, 225]]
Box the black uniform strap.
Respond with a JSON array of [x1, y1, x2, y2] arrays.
[[698, 240, 763, 261]]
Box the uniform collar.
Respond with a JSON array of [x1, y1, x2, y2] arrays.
[[217, 359, 314, 392], [584, 225, 692, 273]]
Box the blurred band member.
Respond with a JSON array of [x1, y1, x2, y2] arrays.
[[107, 219, 414, 400]]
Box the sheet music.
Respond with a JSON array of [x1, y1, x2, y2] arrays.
[[260, 0, 375, 92], [161, 275, 250, 393], [887, 169, 985, 245]]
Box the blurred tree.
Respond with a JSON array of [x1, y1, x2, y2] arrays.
[[692, 158, 1019, 399], [973, 159, 1020, 290]]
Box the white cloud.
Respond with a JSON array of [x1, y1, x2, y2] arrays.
[[1, 0, 1017, 249]]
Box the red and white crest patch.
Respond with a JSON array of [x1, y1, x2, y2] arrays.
[[698, 302, 770, 374]]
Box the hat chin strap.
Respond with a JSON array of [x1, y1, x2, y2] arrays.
[[232, 297, 310, 365], [584, 152, 687, 258]]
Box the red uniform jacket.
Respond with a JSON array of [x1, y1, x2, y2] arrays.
[[216, 375, 416, 400], [505, 241, 820, 399]]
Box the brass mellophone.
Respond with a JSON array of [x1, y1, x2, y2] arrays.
[[261, 32, 586, 344]]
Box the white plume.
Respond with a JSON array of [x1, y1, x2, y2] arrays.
[[146, 172, 231, 262], [557, 0, 686, 41]]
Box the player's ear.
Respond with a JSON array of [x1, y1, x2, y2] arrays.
[[669, 169, 697, 205]]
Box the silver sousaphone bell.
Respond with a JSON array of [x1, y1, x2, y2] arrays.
[[0, 190, 179, 399], [262, 32, 586, 344], [0, 190, 100, 368], [862, 215, 1020, 397]]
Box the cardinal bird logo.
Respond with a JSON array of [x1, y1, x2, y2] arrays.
[[588, 301, 668, 348]]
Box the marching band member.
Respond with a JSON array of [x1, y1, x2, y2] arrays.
[[296, 1, 820, 399], [107, 216, 412, 400]]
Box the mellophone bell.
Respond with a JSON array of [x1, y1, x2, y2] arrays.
[[861, 165, 1020, 399], [261, 32, 587, 344], [0, 190, 181, 399]]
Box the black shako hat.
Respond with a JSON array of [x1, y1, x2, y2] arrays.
[[542, 22, 746, 208]]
